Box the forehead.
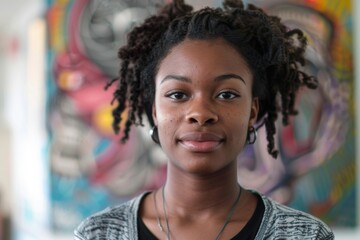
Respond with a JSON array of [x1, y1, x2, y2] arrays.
[[156, 38, 253, 84]]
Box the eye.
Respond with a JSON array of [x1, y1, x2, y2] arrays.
[[166, 91, 188, 101], [217, 91, 240, 100]]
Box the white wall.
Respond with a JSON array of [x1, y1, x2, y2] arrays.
[[0, 0, 44, 219], [0, 28, 11, 217], [0, 1, 48, 240]]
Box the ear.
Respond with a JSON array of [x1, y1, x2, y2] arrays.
[[152, 103, 158, 126], [249, 97, 259, 127]]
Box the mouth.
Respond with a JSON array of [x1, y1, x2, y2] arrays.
[[178, 132, 224, 153]]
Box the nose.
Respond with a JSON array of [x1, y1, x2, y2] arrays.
[[185, 98, 218, 125]]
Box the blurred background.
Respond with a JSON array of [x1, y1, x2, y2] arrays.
[[0, 0, 359, 239]]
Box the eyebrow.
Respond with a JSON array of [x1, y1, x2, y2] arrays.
[[214, 74, 246, 85], [161, 75, 191, 84], [160, 73, 246, 85]]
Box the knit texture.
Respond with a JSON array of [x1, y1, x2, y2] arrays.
[[74, 192, 334, 240]]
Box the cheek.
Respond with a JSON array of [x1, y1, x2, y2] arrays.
[[155, 106, 181, 141], [156, 102, 177, 123], [225, 111, 249, 142]]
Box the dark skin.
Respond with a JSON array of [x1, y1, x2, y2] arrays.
[[140, 38, 259, 239]]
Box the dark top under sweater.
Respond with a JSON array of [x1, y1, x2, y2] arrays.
[[137, 193, 265, 240]]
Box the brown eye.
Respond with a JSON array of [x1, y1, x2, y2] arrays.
[[217, 91, 239, 100], [166, 91, 188, 101]]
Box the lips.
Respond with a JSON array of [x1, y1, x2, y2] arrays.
[[178, 132, 224, 152]]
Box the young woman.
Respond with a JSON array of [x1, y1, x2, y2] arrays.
[[74, 0, 334, 239]]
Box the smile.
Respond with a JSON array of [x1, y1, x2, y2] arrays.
[[178, 132, 224, 153]]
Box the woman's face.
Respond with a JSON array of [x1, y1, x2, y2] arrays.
[[153, 38, 258, 175]]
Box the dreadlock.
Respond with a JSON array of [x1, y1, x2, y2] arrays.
[[106, 0, 317, 159]]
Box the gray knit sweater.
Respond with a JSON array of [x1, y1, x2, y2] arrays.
[[74, 192, 334, 240]]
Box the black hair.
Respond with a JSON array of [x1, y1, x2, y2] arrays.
[[106, 0, 317, 158]]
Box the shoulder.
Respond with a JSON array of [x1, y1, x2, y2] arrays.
[[73, 193, 146, 240], [256, 193, 334, 240]]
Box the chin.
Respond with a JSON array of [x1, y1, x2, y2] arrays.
[[170, 156, 234, 176]]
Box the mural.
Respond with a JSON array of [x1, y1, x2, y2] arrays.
[[236, 0, 356, 227], [46, 0, 169, 231], [246, 0, 355, 227], [46, 0, 356, 232]]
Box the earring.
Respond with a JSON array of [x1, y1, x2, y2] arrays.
[[246, 126, 257, 144], [149, 126, 160, 144]]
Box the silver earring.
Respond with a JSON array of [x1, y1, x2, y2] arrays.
[[247, 126, 257, 144], [149, 126, 160, 144]]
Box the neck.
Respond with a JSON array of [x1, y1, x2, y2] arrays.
[[163, 161, 240, 217]]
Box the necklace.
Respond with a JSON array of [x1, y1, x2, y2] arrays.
[[153, 189, 168, 239], [153, 186, 242, 240]]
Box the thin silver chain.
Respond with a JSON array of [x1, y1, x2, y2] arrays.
[[153, 186, 242, 240], [153, 189, 168, 239], [162, 187, 171, 240], [213, 186, 242, 240]]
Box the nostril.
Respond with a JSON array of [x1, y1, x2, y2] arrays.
[[187, 115, 217, 125], [205, 118, 216, 124], [188, 117, 198, 124], [185, 103, 219, 125]]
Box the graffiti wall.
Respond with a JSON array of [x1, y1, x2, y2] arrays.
[[240, 0, 355, 227], [46, 0, 171, 231], [46, 0, 356, 232]]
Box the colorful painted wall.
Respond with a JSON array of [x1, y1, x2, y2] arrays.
[[46, 0, 170, 232], [45, 0, 356, 233], [243, 0, 356, 227]]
